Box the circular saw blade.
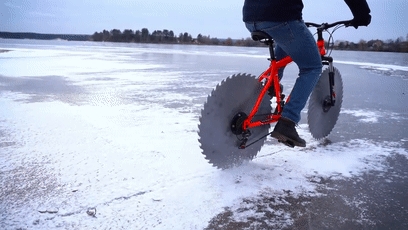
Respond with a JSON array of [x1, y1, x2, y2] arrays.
[[198, 73, 272, 169], [308, 67, 343, 139]]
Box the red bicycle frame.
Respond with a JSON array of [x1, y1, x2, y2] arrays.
[[243, 55, 293, 131], [242, 29, 328, 131]]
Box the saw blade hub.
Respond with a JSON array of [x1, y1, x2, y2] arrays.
[[322, 95, 334, 112], [230, 112, 248, 135]]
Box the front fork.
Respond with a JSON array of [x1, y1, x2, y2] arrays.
[[322, 56, 336, 112]]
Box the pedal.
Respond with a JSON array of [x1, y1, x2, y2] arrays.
[[278, 139, 295, 148], [239, 138, 248, 149], [238, 130, 251, 149]]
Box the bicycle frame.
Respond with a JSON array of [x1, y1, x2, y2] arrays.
[[241, 20, 351, 132], [243, 55, 292, 130]]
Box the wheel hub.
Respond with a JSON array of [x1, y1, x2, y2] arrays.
[[230, 112, 248, 135]]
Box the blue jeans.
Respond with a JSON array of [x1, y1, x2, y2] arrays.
[[245, 20, 322, 123]]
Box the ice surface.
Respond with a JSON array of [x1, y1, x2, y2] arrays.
[[336, 60, 408, 72], [1, 41, 407, 229]]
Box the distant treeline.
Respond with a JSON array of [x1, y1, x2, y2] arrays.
[[91, 28, 226, 45], [91, 28, 272, 46], [334, 38, 408, 53], [1, 29, 407, 53], [92, 28, 408, 53], [0, 32, 90, 41]]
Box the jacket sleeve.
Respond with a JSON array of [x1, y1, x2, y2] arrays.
[[344, 0, 371, 19]]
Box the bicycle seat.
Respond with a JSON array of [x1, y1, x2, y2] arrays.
[[251, 31, 272, 41]]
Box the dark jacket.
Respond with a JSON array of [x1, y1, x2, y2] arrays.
[[243, 0, 303, 22], [243, 0, 370, 23]]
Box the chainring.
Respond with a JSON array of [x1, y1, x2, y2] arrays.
[[198, 73, 272, 169], [308, 67, 343, 139]]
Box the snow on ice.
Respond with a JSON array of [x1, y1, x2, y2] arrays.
[[0, 42, 407, 229]]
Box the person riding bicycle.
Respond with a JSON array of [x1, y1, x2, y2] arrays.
[[243, 0, 371, 147]]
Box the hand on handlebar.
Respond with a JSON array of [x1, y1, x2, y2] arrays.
[[350, 14, 371, 29]]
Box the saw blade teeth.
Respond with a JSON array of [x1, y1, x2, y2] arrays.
[[197, 73, 272, 169], [307, 67, 343, 140]]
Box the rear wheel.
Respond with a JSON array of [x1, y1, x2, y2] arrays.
[[198, 73, 272, 169]]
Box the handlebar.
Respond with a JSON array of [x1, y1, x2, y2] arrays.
[[305, 20, 353, 30], [304, 20, 353, 56]]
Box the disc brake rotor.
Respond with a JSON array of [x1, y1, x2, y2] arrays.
[[308, 67, 343, 139], [198, 73, 272, 169]]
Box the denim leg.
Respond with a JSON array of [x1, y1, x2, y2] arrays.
[[245, 20, 322, 123], [275, 45, 286, 80]]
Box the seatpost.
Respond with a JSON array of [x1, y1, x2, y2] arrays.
[[268, 40, 275, 61]]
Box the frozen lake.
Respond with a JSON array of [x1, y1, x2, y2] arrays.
[[1, 39, 408, 229]]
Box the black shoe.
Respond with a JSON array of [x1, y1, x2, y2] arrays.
[[271, 117, 306, 147], [268, 83, 283, 98]]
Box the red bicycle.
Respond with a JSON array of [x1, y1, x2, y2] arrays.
[[198, 20, 354, 169]]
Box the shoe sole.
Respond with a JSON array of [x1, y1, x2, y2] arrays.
[[271, 131, 306, 148]]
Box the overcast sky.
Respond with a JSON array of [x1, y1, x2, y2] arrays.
[[1, 0, 407, 42]]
